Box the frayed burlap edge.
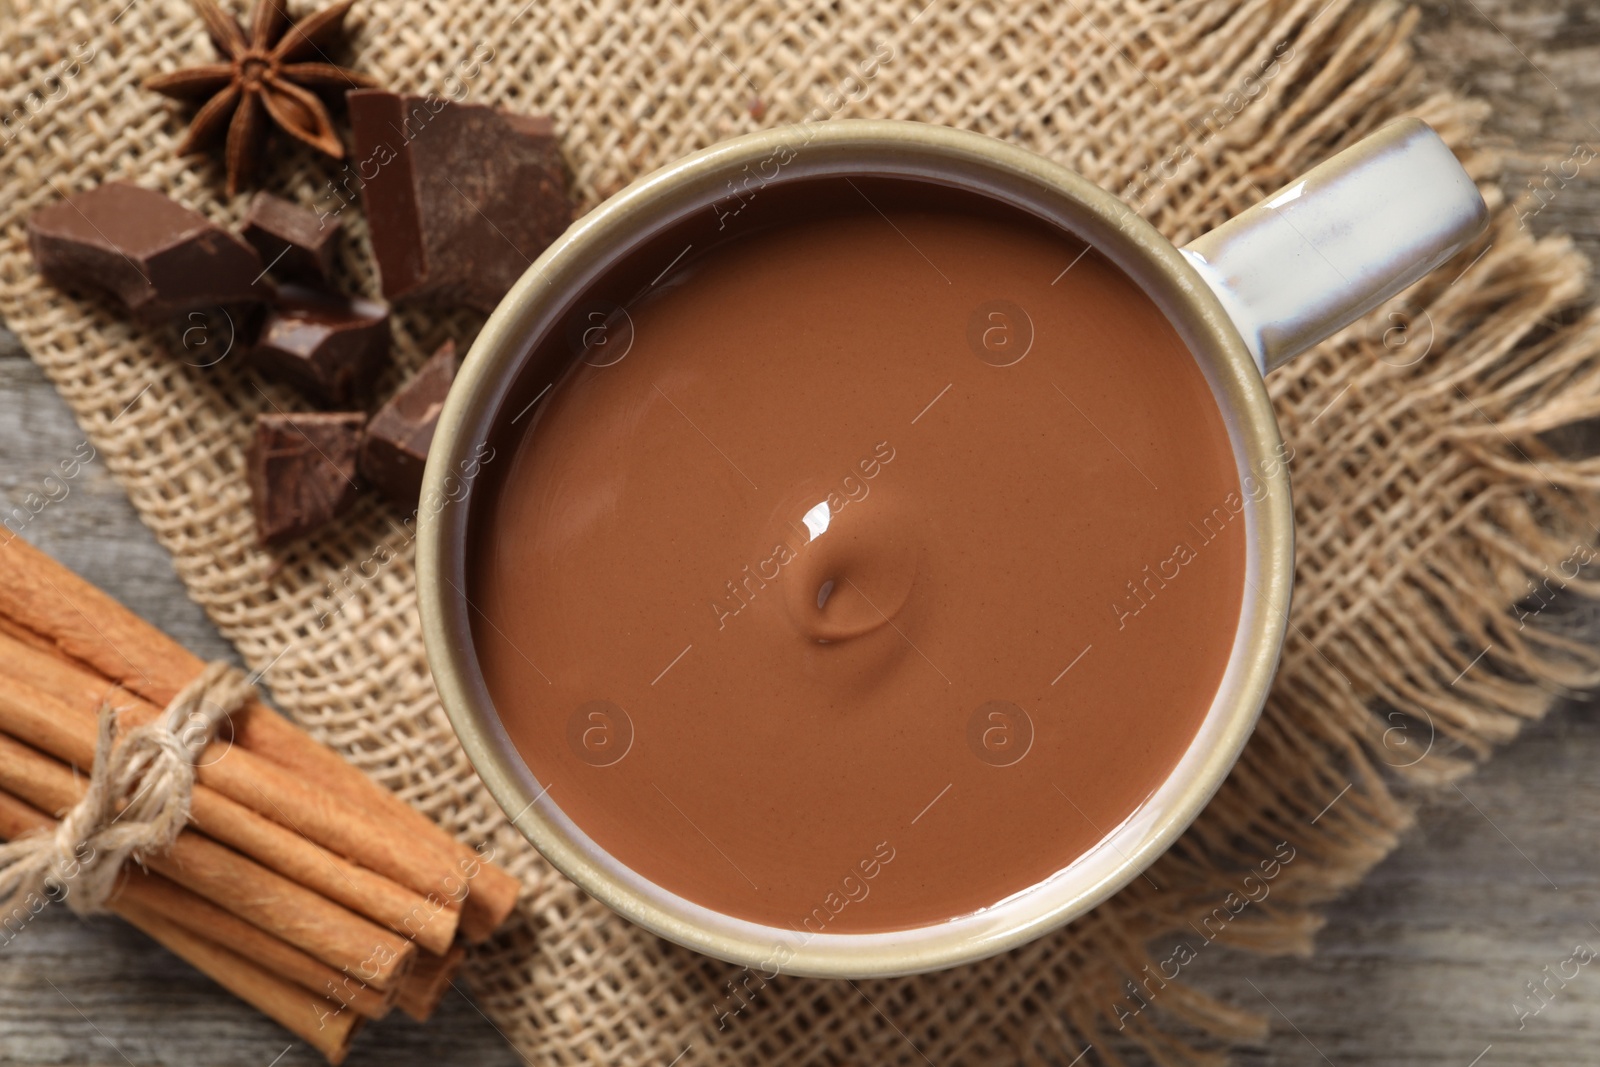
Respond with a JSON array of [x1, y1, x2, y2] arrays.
[[4, 0, 1600, 1063]]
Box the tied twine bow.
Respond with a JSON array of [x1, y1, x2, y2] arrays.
[[0, 661, 255, 915]]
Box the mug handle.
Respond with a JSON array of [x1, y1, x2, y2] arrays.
[[1180, 118, 1489, 374]]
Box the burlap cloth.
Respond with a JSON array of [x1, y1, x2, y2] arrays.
[[5, 0, 1600, 1062]]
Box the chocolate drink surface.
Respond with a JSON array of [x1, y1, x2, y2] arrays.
[[469, 178, 1247, 932]]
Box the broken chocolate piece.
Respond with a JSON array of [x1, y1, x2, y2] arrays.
[[360, 340, 459, 508], [27, 181, 268, 320], [247, 412, 365, 545], [346, 91, 573, 311], [249, 285, 390, 408], [240, 193, 342, 284]]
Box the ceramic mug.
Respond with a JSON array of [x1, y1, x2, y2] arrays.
[[417, 118, 1486, 977]]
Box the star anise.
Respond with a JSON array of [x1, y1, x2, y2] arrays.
[[144, 0, 377, 197]]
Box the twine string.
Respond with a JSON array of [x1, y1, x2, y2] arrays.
[[0, 661, 254, 917]]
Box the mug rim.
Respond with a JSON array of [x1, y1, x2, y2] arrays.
[[418, 118, 1294, 978]]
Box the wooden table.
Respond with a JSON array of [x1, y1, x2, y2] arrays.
[[2, 1, 1597, 1062]]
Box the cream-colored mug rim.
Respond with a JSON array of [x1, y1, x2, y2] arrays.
[[417, 119, 1293, 979]]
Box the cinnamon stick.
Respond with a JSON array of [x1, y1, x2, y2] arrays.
[[227, 716, 520, 942], [117, 872, 394, 1020], [0, 611, 55, 654], [0, 730, 414, 989], [0, 639, 459, 953], [0, 531, 519, 940], [120, 904, 364, 1064], [0, 787, 392, 1019], [0, 622, 465, 921], [395, 942, 467, 1021]]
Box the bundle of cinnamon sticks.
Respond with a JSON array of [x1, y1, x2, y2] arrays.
[[0, 535, 521, 1063]]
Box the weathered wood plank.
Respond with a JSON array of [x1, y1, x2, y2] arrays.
[[1192, 707, 1600, 1066], [1419, 0, 1600, 287]]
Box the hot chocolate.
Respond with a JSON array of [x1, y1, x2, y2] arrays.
[[468, 178, 1246, 932]]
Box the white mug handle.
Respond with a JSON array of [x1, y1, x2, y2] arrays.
[[1181, 118, 1489, 374]]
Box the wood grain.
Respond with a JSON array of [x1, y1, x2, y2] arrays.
[[2, 2, 1599, 1062], [1418, 0, 1600, 292]]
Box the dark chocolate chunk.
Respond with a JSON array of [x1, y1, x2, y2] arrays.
[[249, 285, 391, 407], [27, 181, 268, 320], [346, 91, 573, 312], [360, 340, 459, 509], [240, 192, 342, 284], [247, 412, 365, 545]]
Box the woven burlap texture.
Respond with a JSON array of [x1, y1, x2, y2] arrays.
[[6, 0, 1600, 1063]]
